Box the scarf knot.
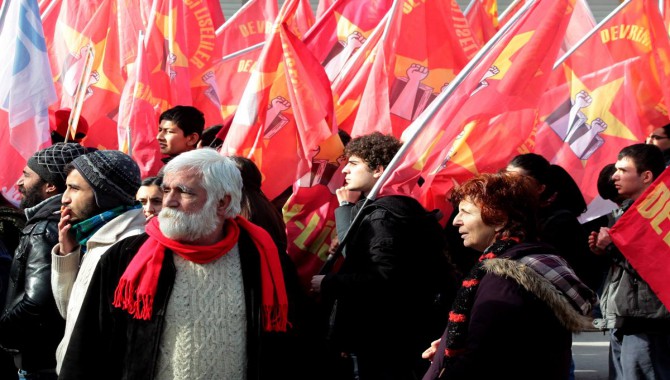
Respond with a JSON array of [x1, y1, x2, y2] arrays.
[[112, 216, 289, 332]]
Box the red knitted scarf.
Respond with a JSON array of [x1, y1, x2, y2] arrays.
[[112, 216, 289, 332]]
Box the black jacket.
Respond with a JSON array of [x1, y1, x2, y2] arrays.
[[423, 243, 581, 380], [0, 195, 65, 372], [59, 229, 303, 380], [322, 195, 456, 379]]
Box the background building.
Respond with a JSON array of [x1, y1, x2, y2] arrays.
[[218, 0, 623, 24]]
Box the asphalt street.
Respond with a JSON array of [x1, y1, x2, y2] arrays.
[[573, 331, 610, 380]]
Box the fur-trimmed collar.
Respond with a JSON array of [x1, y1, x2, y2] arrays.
[[484, 258, 593, 332]]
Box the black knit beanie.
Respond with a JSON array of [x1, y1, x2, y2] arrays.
[[27, 143, 87, 191], [71, 150, 141, 209]]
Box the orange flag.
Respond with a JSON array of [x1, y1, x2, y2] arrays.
[[380, 0, 576, 220], [333, 0, 480, 138], [534, 0, 670, 221], [304, 0, 393, 80], [222, 2, 337, 200], [465, 0, 499, 45], [610, 167, 670, 310]]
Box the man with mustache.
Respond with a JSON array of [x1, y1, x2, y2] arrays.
[[50, 150, 146, 374], [59, 149, 300, 380], [0, 143, 86, 380]]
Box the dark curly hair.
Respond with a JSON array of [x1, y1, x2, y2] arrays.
[[344, 132, 402, 169], [451, 172, 539, 242]]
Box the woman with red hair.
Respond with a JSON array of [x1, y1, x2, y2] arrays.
[[422, 172, 597, 380]]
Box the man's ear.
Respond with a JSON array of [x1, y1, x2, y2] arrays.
[[216, 195, 232, 218], [186, 132, 200, 147], [641, 170, 655, 185], [44, 182, 58, 195], [372, 165, 385, 179]]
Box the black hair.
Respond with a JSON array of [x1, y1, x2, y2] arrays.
[[140, 176, 163, 187], [618, 143, 665, 179], [345, 132, 402, 169], [159, 106, 205, 139]]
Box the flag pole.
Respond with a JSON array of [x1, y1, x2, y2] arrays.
[[498, 0, 523, 23], [40, 0, 58, 18], [65, 46, 94, 143], [221, 42, 264, 62], [317, 0, 537, 275], [552, 0, 631, 70], [464, 0, 477, 17], [661, 0, 665, 17], [367, 0, 537, 202]]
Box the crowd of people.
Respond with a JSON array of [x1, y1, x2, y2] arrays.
[[0, 104, 668, 380]]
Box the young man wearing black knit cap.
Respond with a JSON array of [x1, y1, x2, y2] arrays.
[[51, 150, 145, 374], [0, 142, 87, 380]]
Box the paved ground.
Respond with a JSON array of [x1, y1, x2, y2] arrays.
[[573, 331, 610, 380]]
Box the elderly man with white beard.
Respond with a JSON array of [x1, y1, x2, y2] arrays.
[[58, 149, 301, 380]]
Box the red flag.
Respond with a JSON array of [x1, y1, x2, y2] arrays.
[[194, 44, 264, 130], [222, 12, 337, 200], [465, 0, 499, 45], [381, 0, 576, 220], [304, 0, 393, 80], [333, 0, 480, 138], [609, 167, 670, 310], [315, 0, 335, 20], [215, 0, 278, 57], [285, 0, 315, 40], [117, 32, 163, 177], [283, 134, 346, 289], [534, 0, 670, 221], [206, 0, 225, 29]]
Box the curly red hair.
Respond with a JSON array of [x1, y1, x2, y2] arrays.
[[451, 172, 540, 241]]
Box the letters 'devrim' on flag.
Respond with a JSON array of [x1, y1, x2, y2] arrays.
[[534, 0, 670, 221], [610, 168, 670, 310]]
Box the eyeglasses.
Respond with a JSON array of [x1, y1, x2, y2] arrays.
[[648, 135, 669, 141]]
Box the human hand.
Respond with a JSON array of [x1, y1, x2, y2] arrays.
[[311, 275, 325, 293], [336, 187, 361, 204], [421, 339, 441, 361], [58, 207, 78, 255]]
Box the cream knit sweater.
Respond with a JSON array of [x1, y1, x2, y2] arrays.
[[154, 246, 247, 380]]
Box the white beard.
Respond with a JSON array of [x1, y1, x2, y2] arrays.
[[158, 199, 220, 242]]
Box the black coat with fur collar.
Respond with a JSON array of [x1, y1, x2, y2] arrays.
[[423, 242, 591, 380]]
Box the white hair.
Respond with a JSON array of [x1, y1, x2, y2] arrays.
[[163, 148, 242, 218]]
